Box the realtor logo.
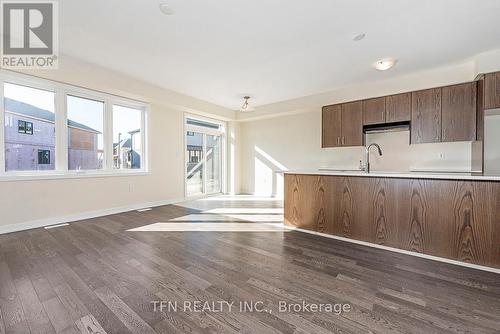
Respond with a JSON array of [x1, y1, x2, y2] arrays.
[[1, 1, 58, 69]]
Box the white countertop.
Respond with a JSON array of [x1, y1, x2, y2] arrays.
[[281, 169, 500, 181]]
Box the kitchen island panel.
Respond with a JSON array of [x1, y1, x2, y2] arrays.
[[284, 173, 500, 268]]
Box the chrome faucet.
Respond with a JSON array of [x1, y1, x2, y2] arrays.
[[365, 143, 383, 173]]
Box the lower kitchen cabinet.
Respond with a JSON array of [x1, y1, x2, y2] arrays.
[[284, 173, 500, 269]]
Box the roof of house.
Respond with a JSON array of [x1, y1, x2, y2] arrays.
[[4, 97, 101, 133], [113, 130, 140, 149], [114, 138, 131, 149]]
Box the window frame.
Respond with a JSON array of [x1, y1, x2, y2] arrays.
[[0, 70, 150, 181], [111, 102, 147, 171]]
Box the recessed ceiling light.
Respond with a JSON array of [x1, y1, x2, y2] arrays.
[[373, 58, 397, 71], [353, 33, 366, 42], [159, 3, 174, 15]]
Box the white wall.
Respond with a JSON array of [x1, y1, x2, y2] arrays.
[[0, 55, 236, 232]]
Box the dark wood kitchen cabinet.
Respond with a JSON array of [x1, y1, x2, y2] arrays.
[[385, 93, 411, 122], [363, 97, 386, 125], [321, 78, 483, 148], [341, 101, 363, 146], [322, 102, 363, 148], [485, 72, 500, 110], [411, 88, 442, 144], [441, 82, 477, 142], [321, 104, 342, 147]]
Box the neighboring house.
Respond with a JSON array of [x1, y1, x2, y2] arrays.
[[187, 144, 202, 163], [113, 129, 141, 169], [4, 98, 101, 171]]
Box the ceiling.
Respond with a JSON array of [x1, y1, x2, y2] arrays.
[[60, 0, 500, 110]]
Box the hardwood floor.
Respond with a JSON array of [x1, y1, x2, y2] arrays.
[[0, 196, 499, 334]]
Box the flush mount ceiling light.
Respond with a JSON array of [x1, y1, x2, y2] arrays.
[[159, 2, 174, 15], [353, 33, 366, 42], [240, 96, 254, 112], [373, 58, 398, 71]]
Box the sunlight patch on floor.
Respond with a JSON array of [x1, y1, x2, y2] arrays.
[[203, 208, 283, 214], [198, 196, 282, 202], [169, 214, 284, 223], [127, 222, 287, 232]]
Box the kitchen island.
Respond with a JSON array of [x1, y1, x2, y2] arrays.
[[284, 171, 500, 269]]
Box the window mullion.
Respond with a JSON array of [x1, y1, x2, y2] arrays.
[[55, 90, 67, 172], [141, 107, 147, 172], [104, 100, 113, 171], [0, 82, 5, 174], [203, 134, 207, 194]]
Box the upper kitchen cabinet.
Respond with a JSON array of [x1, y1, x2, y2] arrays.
[[385, 93, 411, 123], [341, 101, 363, 146], [411, 88, 442, 144], [441, 83, 477, 142], [363, 97, 386, 125], [484, 72, 500, 110], [322, 104, 342, 148]]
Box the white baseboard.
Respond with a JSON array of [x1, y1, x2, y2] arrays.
[[0, 197, 185, 235], [283, 225, 500, 274]]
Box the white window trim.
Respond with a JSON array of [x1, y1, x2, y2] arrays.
[[0, 70, 150, 181], [184, 113, 226, 198]]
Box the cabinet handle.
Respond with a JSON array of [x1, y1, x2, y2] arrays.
[[337, 137, 340, 145], [342, 137, 345, 145]]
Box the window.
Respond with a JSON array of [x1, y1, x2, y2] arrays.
[[18, 120, 33, 134], [113, 105, 143, 170], [18, 120, 25, 133], [67, 95, 104, 170], [25, 121, 33, 135], [0, 71, 149, 179], [38, 150, 50, 164], [4, 82, 55, 171]]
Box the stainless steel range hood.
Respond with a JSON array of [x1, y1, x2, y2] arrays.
[[363, 121, 410, 134]]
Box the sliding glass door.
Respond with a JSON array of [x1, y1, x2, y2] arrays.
[[186, 131, 204, 196], [205, 135, 222, 194], [185, 117, 224, 197]]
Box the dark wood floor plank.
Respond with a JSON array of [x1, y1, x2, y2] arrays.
[[0, 261, 30, 334], [52, 283, 89, 322], [94, 286, 156, 334], [42, 297, 76, 334], [14, 276, 56, 334], [75, 314, 107, 334], [49, 256, 133, 334], [0, 306, 6, 334]]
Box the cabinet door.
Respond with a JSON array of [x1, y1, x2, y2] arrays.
[[411, 88, 442, 144], [363, 97, 385, 125], [386, 93, 411, 122], [322, 105, 342, 147], [485, 72, 500, 110], [341, 101, 363, 146], [442, 83, 477, 142]]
